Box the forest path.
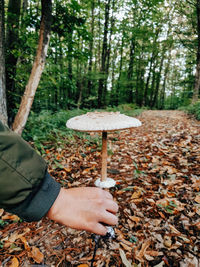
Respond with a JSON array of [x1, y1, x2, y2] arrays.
[[139, 109, 199, 125]]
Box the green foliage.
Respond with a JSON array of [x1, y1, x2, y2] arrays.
[[22, 109, 87, 152], [184, 101, 200, 120], [5, 0, 198, 121]]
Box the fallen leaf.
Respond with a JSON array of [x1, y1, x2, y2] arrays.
[[29, 246, 44, 263], [77, 264, 89, 267], [129, 216, 141, 224], [2, 214, 20, 221], [135, 240, 151, 262], [193, 221, 200, 230], [0, 209, 4, 217], [120, 241, 133, 252], [131, 190, 142, 199], [146, 250, 160, 257], [169, 224, 181, 235], [163, 235, 172, 248], [9, 257, 19, 267], [119, 248, 132, 267], [20, 236, 30, 250], [194, 195, 200, 204]]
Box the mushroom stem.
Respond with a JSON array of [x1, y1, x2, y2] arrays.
[[101, 131, 108, 182]]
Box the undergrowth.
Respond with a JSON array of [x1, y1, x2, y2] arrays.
[[180, 101, 200, 120], [23, 105, 144, 153]]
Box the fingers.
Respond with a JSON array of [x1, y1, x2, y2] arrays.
[[93, 223, 108, 235], [92, 187, 113, 200], [103, 190, 113, 200], [101, 210, 118, 226], [105, 199, 118, 213]]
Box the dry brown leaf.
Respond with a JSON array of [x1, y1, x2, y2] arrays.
[[2, 214, 20, 221], [77, 264, 89, 267], [129, 216, 141, 224], [163, 235, 172, 248], [131, 190, 142, 199], [145, 250, 160, 257], [29, 246, 44, 263], [115, 228, 125, 240], [135, 240, 151, 262], [9, 257, 19, 267], [120, 241, 133, 252], [169, 224, 181, 235], [20, 236, 30, 250], [166, 192, 176, 198], [193, 221, 200, 230], [119, 248, 132, 267], [64, 167, 72, 172], [0, 208, 4, 217], [194, 195, 200, 204]]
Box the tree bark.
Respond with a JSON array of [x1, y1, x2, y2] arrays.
[[0, 0, 7, 124], [151, 50, 165, 108], [127, 37, 135, 103], [98, 0, 110, 108], [12, 0, 52, 134], [193, 0, 200, 103], [116, 33, 124, 105], [87, 0, 95, 95], [5, 0, 21, 124]]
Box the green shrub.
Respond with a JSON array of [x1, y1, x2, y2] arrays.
[[185, 101, 200, 120], [22, 109, 87, 152]]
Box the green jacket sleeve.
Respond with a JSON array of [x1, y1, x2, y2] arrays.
[[0, 121, 61, 221]]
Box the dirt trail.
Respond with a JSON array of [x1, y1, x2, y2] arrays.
[[139, 109, 200, 126]]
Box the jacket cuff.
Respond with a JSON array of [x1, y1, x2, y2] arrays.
[[8, 172, 61, 222]]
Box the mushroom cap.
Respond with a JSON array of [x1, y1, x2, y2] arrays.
[[66, 111, 142, 132]]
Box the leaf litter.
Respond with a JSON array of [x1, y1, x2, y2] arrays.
[[0, 110, 199, 266]]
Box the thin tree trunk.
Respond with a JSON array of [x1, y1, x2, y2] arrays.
[[0, 0, 7, 124], [127, 37, 135, 103], [87, 0, 95, 95], [160, 52, 171, 109], [12, 0, 52, 134], [5, 0, 21, 124], [149, 61, 158, 107], [98, 0, 110, 108], [152, 50, 165, 108], [193, 0, 200, 103], [116, 34, 124, 105]]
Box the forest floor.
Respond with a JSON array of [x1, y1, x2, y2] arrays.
[[0, 110, 200, 267]]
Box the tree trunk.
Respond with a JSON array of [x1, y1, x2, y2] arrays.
[[98, 0, 110, 108], [151, 50, 165, 108], [12, 0, 52, 134], [160, 52, 171, 109], [127, 37, 135, 103], [193, 0, 200, 103], [87, 0, 95, 95], [116, 33, 124, 105], [149, 60, 158, 107], [0, 0, 7, 124], [5, 0, 21, 124]]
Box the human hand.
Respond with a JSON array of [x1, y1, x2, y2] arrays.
[[47, 187, 118, 235]]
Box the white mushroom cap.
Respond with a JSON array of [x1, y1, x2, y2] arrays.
[[66, 111, 142, 132]]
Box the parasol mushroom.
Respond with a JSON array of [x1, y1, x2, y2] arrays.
[[66, 111, 141, 188]]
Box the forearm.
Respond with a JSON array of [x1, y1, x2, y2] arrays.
[[0, 120, 60, 221], [8, 172, 61, 221]]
